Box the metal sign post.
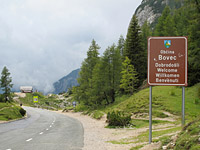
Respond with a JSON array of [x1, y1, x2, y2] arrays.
[[182, 86, 185, 126], [149, 86, 152, 144]]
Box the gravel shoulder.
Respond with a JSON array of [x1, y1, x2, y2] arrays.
[[57, 111, 165, 150]]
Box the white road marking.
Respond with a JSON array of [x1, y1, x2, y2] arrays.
[[6, 149, 11, 150], [46, 128, 49, 130], [50, 125, 52, 128], [39, 132, 43, 135], [26, 138, 33, 142], [52, 122, 54, 125]]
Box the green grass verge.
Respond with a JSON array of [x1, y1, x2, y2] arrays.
[[0, 102, 11, 109], [0, 102, 26, 121]]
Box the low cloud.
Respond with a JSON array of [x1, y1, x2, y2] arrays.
[[0, 0, 141, 93]]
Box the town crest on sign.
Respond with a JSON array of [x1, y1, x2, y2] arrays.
[[164, 40, 171, 48]]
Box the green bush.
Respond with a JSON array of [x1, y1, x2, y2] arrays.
[[107, 111, 131, 127], [194, 98, 200, 104], [74, 103, 88, 112], [19, 108, 26, 116], [92, 110, 104, 120], [45, 101, 50, 105]]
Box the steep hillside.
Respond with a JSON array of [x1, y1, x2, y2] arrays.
[[53, 69, 80, 94], [98, 84, 200, 121], [173, 118, 200, 150], [135, 0, 183, 27]]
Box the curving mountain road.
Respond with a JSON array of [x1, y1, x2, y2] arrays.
[[0, 107, 84, 150]]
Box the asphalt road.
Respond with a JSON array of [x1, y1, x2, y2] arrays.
[[0, 107, 84, 150]]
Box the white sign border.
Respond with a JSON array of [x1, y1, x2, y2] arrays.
[[148, 37, 187, 86]]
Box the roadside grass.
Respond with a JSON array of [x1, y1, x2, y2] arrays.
[[131, 119, 173, 128], [151, 85, 200, 122], [171, 118, 200, 150], [102, 83, 200, 123], [0, 102, 11, 109], [0, 102, 26, 121], [138, 126, 181, 143], [105, 119, 172, 129], [108, 126, 181, 145], [130, 145, 145, 150]]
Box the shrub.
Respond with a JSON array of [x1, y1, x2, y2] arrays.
[[19, 108, 26, 116], [92, 110, 104, 120], [107, 111, 131, 127], [74, 103, 88, 112], [45, 101, 50, 105], [194, 98, 200, 104]]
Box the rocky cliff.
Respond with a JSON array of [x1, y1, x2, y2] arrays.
[[135, 0, 183, 27]]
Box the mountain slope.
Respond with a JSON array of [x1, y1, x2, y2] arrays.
[[53, 69, 80, 94], [135, 0, 183, 27]]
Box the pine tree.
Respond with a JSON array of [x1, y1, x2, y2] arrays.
[[173, 7, 189, 36], [154, 6, 177, 36], [141, 21, 152, 78], [85, 39, 100, 79], [120, 57, 138, 95], [117, 35, 125, 56], [124, 15, 146, 87], [0, 66, 13, 102], [90, 60, 105, 106], [76, 39, 100, 106], [187, 0, 200, 85], [141, 21, 152, 52], [100, 44, 122, 104]]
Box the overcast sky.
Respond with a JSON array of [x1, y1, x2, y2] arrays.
[[0, 0, 142, 93]]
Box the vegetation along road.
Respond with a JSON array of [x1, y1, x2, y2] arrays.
[[0, 107, 84, 150]]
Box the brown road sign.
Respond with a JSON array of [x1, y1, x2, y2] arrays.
[[148, 37, 187, 86]]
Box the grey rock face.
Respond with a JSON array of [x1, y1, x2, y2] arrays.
[[135, 5, 161, 27], [135, 0, 180, 27]]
